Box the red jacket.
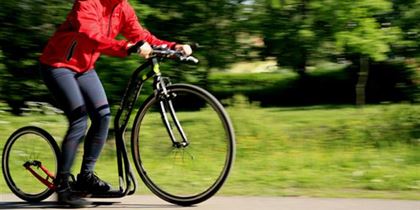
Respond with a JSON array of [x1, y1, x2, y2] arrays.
[[40, 0, 176, 73]]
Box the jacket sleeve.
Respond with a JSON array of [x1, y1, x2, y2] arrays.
[[121, 3, 176, 48], [72, 0, 129, 57]]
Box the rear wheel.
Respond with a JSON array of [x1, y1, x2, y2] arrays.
[[131, 84, 235, 206], [2, 126, 60, 202]]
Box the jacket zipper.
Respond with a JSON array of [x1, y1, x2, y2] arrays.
[[86, 3, 118, 70], [107, 4, 118, 37], [66, 40, 78, 61]]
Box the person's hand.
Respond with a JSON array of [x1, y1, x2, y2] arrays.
[[127, 41, 153, 59], [138, 42, 153, 59], [175, 44, 192, 56]]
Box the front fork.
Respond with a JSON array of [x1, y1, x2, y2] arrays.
[[155, 77, 190, 148]]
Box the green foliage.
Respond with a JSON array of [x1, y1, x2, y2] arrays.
[[0, 0, 245, 113], [366, 105, 420, 146], [362, 61, 418, 103], [317, 0, 401, 61], [393, 0, 420, 57], [0, 0, 419, 113], [248, 0, 414, 72], [0, 0, 72, 71], [310, 0, 402, 62], [246, 0, 319, 72], [0, 104, 419, 198], [0, 0, 73, 114], [225, 104, 420, 195], [210, 61, 417, 106], [334, 19, 401, 61], [137, 0, 242, 69]]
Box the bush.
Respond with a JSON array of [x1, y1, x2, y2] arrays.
[[367, 105, 420, 146], [354, 60, 418, 104], [317, 105, 420, 148], [209, 61, 418, 107]]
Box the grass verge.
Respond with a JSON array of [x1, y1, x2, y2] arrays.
[[0, 104, 419, 200]]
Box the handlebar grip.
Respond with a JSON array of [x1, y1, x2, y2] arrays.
[[185, 56, 199, 64], [127, 41, 145, 55]]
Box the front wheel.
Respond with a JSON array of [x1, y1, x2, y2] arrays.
[[131, 84, 235, 206], [2, 126, 60, 202]]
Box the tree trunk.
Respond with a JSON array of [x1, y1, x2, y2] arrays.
[[356, 57, 369, 106]]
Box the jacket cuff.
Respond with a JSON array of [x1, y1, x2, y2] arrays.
[[168, 42, 177, 50]]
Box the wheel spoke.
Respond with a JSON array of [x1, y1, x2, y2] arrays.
[[2, 127, 60, 202]]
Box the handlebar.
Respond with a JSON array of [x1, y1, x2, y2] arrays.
[[151, 46, 199, 64]]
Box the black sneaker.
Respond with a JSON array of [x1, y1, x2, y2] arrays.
[[55, 173, 90, 207], [76, 171, 111, 194], [57, 189, 91, 207]]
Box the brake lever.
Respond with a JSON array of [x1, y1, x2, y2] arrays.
[[152, 47, 199, 64]]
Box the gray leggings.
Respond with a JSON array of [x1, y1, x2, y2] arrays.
[[41, 67, 111, 175]]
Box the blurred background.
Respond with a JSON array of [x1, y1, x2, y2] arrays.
[[0, 0, 419, 199]]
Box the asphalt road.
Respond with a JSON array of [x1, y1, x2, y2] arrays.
[[1, 194, 419, 210]]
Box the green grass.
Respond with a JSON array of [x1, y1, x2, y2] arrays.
[[0, 104, 419, 200]]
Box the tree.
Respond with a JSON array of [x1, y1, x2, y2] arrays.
[[136, 0, 243, 87], [0, 0, 244, 112], [311, 0, 403, 104], [246, 0, 319, 75], [392, 0, 420, 58], [0, 0, 73, 114], [99, 0, 246, 104]]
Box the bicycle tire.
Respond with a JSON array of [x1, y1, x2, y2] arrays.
[[2, 126, 60, 202], [131, 83, 235, 206]]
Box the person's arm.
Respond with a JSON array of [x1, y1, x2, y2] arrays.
[[121, 3, 176, 49], [72, 1, 129, 57]]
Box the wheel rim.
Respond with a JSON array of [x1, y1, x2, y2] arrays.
[[133, 85, 234, 201], [3, 130, 58, 199]]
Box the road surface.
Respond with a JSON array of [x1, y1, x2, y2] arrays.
[[1, 194, 419, 210]]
